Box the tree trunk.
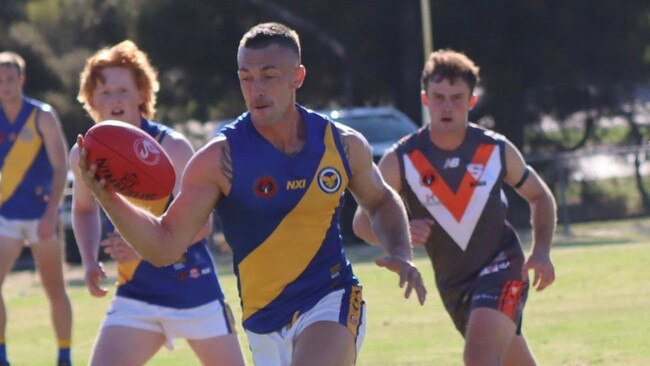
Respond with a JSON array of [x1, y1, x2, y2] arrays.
[[624, 112, 650, 213]]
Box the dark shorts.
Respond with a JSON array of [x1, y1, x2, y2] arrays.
[[443, 249, 529, 337]]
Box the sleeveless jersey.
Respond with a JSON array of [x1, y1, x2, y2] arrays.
[[217, 105, 359, 333], [0, 97, 54, 219], [112, 119, 224, 309], [394, 123, 524, 294]]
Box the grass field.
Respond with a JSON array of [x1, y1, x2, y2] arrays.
[[4, 218, 650, 365]]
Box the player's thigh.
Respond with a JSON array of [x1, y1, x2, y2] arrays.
[[0, 236, 24, 283], [464, 307, 517, 364], [90, 325, 165, 366], [30, 238, 66, 290], [293, 321, 356, 366], [187, 333, 246, 366]]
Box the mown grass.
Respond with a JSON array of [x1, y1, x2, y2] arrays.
[[4, 217, 650, 365]]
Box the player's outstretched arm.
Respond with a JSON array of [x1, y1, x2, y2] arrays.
[[342, 127, 426, 305], [161, 130, 213, 243], [76, 135, 223, 266]]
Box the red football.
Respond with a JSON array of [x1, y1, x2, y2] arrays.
[[84, 120, 175, 200]]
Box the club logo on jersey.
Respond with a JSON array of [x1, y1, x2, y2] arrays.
[[317, 167, 341, 194], [19, 127, 34, 142], [254, 176, 278, 199], [420, 171, 436, 187], [467, 163, 485, 180], [133, 139, 161, 166]]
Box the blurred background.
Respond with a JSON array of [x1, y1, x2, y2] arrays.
[[1, 0, 650, 262]]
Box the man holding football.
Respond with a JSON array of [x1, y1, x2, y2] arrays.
[[71, 40, 245, 366], [76, 23, 426, 366]]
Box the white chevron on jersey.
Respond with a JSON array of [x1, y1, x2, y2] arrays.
[[403, 145, 502, 251]]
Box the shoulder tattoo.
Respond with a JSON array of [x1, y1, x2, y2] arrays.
[[220, 145, 233, 183]]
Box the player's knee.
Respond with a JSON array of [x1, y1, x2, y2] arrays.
[[464, 349, 501, 366]]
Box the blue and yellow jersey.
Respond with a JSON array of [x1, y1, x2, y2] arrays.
[[0, 97, 54, 219], [217, 105, 359, 333], [113, 119, 224, 309]]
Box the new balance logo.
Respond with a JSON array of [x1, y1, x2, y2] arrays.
[[443, 157, 460, 169], [286, 179, 307, 190]]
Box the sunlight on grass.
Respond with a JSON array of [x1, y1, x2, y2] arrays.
[[3, 218, 650, 365]]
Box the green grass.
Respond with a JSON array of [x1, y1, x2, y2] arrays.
[[4, 218, 650, 365]]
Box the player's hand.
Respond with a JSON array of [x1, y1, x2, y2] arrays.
[[84, 261, 108, 297], [409, 218, 435, 247], [100, 232, 140, 263], [76, 135, 111, 199], [522, 250, 555, 292], [37, 211, 58, 241], [375, 256, 427, 305]]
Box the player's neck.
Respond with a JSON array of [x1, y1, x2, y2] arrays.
[[428, 125, 467, 151], [255, 110, 306, 155], [0, 95, 24, 122]]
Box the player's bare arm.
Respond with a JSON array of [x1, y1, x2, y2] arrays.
[[70, 145, 108, 296], [160, 130, 213, 242], [504, 139, 557, 291], [76, 134, 224, 266], [340, 125, 427, 304], [37, 107, 68, 239], [353, 147, 435, 248]]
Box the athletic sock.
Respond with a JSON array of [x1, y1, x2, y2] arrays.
[[57, 338, 71, 366], [0, 338, 9, 366]]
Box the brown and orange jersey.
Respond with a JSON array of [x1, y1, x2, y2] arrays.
[[394, 123, 523, 294]]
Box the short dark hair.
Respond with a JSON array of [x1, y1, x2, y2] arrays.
[[421, 49, 480, 94], [239, 22, 301, 62]]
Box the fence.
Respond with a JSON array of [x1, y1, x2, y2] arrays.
[[507, 144, 650, 235]]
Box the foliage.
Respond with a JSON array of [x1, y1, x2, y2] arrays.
[[0, 0, 648, 152]]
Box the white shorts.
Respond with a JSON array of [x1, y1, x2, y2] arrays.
[[101, 296, 237, 350], [0, 215, 57, 245], [246, 286, 367, 366]]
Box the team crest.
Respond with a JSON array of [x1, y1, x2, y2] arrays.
[[420, 171, 436, 187], [254, 176, 278, 199], [19, 128, 34, 142], [317, 167, 341, 194]]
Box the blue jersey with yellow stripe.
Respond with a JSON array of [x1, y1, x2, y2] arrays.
[[217, 105, 360, 333], [112, 119, 224, 308], [0, 97, 54, 219]]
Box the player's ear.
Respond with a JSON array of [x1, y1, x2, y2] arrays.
[[469, 95, 478, 109], [421, 90, 429, 107], [292, 65, 306, 89]]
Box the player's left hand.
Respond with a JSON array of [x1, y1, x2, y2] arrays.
[[375, 256, 427, 305], [522, 251, 555, 291], [100, 232, 140, 263], [76, 135, 113, 201]]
